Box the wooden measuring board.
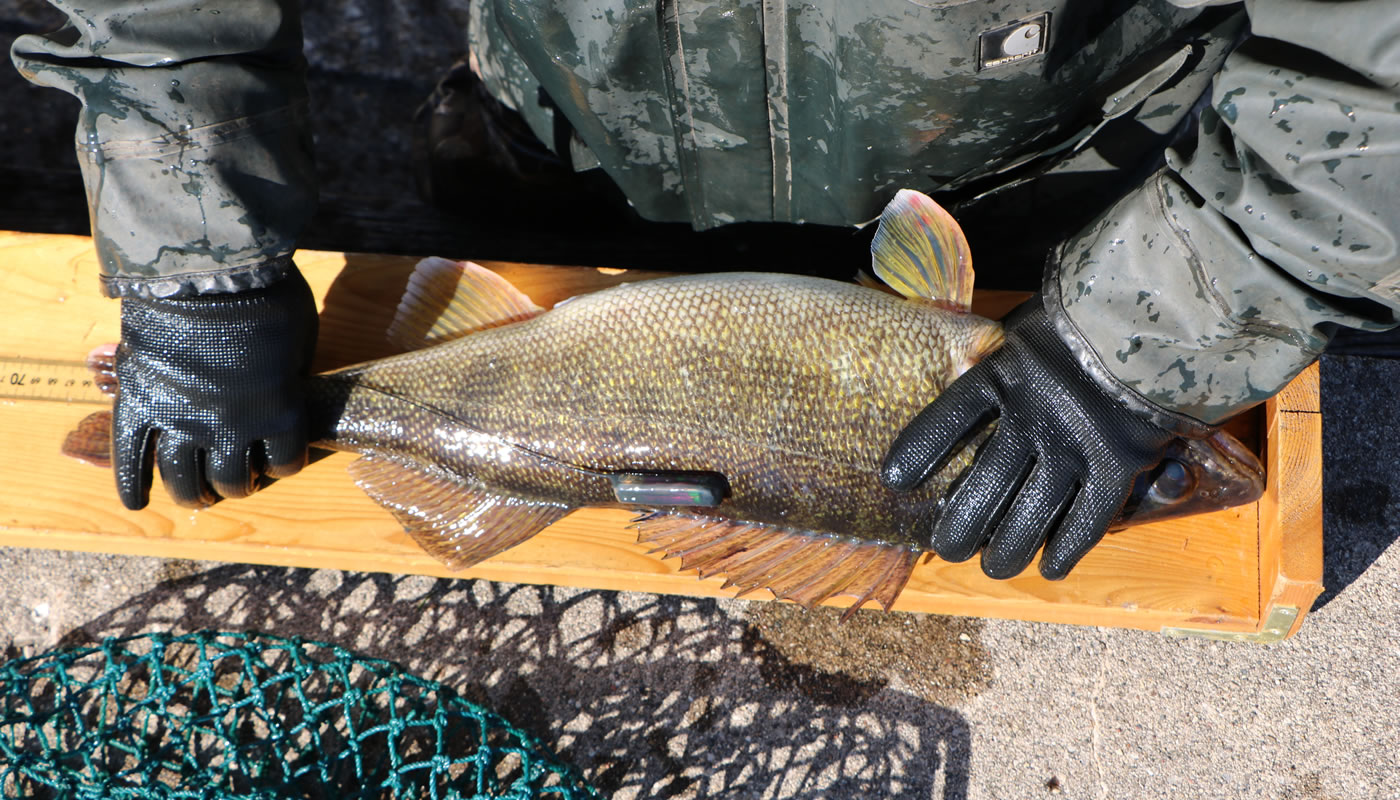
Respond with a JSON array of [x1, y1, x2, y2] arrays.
[[0, 231, 1323, 640]]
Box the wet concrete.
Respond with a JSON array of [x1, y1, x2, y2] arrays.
[[745, 603, 992, 706]]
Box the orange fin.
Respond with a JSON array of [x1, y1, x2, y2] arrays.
[[387, 257, 544, 351], [349, 456, 570, 570], [870, 189, 974, 311], [62, 410, 113, 468], [634, 512, 916, 617]]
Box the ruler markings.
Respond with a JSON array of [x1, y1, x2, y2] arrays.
[[0, 357, 110, 404]]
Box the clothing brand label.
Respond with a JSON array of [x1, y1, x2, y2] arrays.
[[978, 13, 1049, 70]]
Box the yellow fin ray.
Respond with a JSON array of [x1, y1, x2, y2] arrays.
[[870, 189, 975, 310]]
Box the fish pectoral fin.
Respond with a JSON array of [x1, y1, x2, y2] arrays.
[[634, 512, 917, 618], [387, 257, 544, 350], [349, 456, 570, 570], [869, 189, 975, 312]]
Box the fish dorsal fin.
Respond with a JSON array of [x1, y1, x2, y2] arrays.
[[870, 189, 975, 311], [632, 512, 916, 618], [853, 269, 899, 296], [349, 456, 570, 570], [387, 257, 544, 351]]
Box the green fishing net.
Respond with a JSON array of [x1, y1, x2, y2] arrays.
[[0, 631, 600, 800]]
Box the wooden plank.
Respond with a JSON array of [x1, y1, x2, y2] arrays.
[[1256, 362, 1325, 639], [0, 231, 1320, 636], [1275, 361, 1322, 414]]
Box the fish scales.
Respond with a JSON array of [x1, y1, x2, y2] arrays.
[[312, 273, 999, 548], [56, 191, 1266, 600]]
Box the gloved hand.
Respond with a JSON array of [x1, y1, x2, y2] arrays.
[[113, 269, 319, 510], [881, 296, 1205, 579]]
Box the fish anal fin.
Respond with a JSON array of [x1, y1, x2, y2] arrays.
[[870, 189, 975, 310], [782, 543, 876, 609], [349, 456, 569, 570], [681, 526, 775, 579], [633, 513, 916, 614], [388, 257, 544, 351], [841, 547, 919, 619]]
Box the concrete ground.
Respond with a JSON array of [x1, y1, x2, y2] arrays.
[[4, 355, 1398, 800], [3, 2, 1399, 797]]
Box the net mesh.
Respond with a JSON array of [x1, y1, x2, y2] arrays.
[[0, 631, 600, 800]]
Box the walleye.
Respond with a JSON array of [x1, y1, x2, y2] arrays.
[[67, 191, 1264, 614]]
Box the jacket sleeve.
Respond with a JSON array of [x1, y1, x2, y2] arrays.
[[1049, 0, 1400, 428], [10, 0, 316, 299]]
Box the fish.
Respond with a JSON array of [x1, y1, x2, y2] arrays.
[[65, 190, 1265, 615]]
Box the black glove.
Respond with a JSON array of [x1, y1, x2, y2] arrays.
[[881, 297, 1198, 580], [113, 269, 318, 510]]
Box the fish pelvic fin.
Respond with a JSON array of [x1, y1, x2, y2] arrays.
[[633, 512, 916, 618], [870, 189, 975, 312], [350, 455, 570, 570], [58, 345, 120, 469], [86, 344, 119, 398], [387, 257, 544, 351]]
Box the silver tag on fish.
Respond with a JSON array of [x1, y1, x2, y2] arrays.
[[609, 471, 729, 507], [977, 13, 1049, 71]]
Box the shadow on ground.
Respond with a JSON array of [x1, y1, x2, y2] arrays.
[[1315, 353, 1400, 610], [56, 564, 979, 799]]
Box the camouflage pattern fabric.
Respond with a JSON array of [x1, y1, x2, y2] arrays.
[[11, 0, 1400, 423], [1049, 0, 1400, 424], [10, 0, 315, 299]]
